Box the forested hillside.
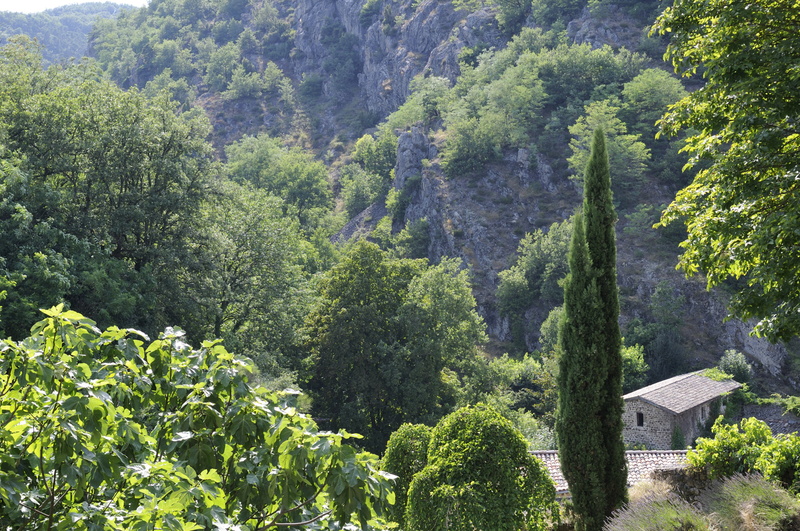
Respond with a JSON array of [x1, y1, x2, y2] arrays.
[[1, 0, 799, 455], [0, 3, 130, 63], [2, 0, 800, 527]]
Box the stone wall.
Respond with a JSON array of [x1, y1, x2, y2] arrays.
[[624, 398, 726, 449], [623, 399, 676, 449]]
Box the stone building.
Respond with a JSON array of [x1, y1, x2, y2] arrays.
[[622, 372, 741, 450]]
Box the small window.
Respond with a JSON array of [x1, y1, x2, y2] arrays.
[[636, 412, 644, 427]]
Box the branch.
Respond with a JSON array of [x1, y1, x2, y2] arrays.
[[257, 509, 333, 530]]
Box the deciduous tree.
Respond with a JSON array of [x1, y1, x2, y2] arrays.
[[654, 0, 800, 340], [302, 241, 486, 452], [0, 306, 394, 529]]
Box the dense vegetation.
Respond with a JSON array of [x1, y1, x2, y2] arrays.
[[0, 3, 128, 63], [2, 0, 800, 526], [0, 307, 394, 529]]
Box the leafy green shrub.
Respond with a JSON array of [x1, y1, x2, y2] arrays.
[[359, 0, 381, 26], [717, 349, 753, 383], [393, 218, 431, 259], [352, 131, 398, 181], [689, 417, 800, 492], [381, 423, 433, 527], [405, 404, 557, 531], [298, 73, 324, 100], [622, 343, 649, 393], [386, 173, 421, 221], [688, 418, 773, 479], [497, 218, 572, 352], [222, 64, 263, 99], [339, 164, 386, 218], [671, 425, 686, 450]]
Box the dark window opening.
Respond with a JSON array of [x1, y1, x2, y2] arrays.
[[636, 412, 644, 427]]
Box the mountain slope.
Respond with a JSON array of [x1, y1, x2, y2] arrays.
[[0, 2, 131, 63], [83, 0, 798, 392]]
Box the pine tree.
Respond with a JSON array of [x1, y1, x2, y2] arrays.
[[557, 129, 627, 531]]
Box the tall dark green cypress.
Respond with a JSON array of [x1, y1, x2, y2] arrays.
[[557, 129, 627, 531]]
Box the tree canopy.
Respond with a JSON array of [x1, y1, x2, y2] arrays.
[[405, 404, 557, 531], [0, 306, 394, 529], [301, 240, 486, 452], [0, 36, 215, 338], [654, 0, 800, 341]]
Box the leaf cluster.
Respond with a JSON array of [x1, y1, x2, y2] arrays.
[[654, 0, 800, 340], [0, 306, 394, 529], [688, 417, 800, 492]]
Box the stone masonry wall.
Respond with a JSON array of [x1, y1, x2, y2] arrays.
[[623, 399, 676, 450], [624, 398, 726, 449]]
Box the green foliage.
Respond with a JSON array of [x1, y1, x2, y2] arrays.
[[495, 0, 533, 34], [0, 306, 394, 529], [619, 69, 689, 184], [405, 404, 557, 531], [497, 218, 572, 351], [90, 0, 294, 104], [0, 2, 124, 63], [486, 353, 559, 435], [392, 218, 431, 259], [381, 423, 433, 528], [203, 41, 241, 91], [224, 133, 333, 231], [352, 131, 398, 181], [558, 130, 627, 531], [529, 0, 585, 24], [688, 417, 800, 492], [671, 425, 686, 450], [442, 116, 504, 177], [340, 163, 386, 218], [359, 0, 381, 26], [383, 76, 449, 130], [302, 241, 486, 452], [654, 0, 800, 340], [385, 173, 421, 222], [568, 99, 650, 204], [625, 281, 690, 383], [320, 19, 361, 89], [386, 38, 647, 181], [221, 64, 263, 99], [539, 305, 563, 356], [717, 350, 753, 384], [180, 181, 310, 379], [0, 37, 214, 338], [621, 343, 648, 393]]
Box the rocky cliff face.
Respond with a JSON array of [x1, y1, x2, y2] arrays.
[[293, 0, 505, 115], [387, 123, 793, 388], [309, 0, 795, 388]]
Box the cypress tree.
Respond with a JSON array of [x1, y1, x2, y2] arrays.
[[557, 129, 627, 531]]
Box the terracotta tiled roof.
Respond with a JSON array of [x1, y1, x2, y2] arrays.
[[623, 372, 741, 414], [531, 450, 688, 497]]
